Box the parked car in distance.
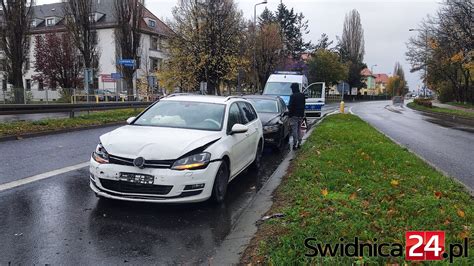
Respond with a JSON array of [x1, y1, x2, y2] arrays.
[[243, 95, 290, 151], [89, 94, 264, 204]]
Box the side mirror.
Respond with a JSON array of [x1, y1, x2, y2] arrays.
[[230, 124, 248, 135], [126, 117, 136, 124]]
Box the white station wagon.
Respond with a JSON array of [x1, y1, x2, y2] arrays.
[[89, 95, 264, 203]]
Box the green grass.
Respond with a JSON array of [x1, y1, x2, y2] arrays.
[[408, 102, 474, 119], [0, 108, 143, 137], [244, 114, 473, 265], [447, 102, 474, 110]]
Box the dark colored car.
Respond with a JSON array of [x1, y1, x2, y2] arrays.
[[244, 95, 290, 151]]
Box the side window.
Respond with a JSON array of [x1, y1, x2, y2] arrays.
[[279, 98, 287, 113], [246, 102, 258, 120], [227, 103, 242, 132], [238, 102, 256, 123]]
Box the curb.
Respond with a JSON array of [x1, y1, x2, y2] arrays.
[[211, 111, 334, 265], [407, 104, 474, 127], [0, 122, 125, 143]]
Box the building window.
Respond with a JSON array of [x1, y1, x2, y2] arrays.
[[25, 79, 31, 91], [38, 80, 44, 91], [2, 80, 6, 91], [148, 20, 156, 28], [150, 58, 162, 71], [46, 18, 55, 26], [24, 57, 30, 71], [150, 37, 158, 50]]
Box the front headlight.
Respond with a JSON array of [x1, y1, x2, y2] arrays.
[[172, 152, 211, 170], [92, 143, 109, 164], [263, 124, 279, 133]]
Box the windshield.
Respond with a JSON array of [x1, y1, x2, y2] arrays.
[[263, 82, 298, 96], [247, 99, 279, 113], [133, 101, 225, 131]]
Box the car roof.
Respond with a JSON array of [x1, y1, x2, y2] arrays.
[[242, 95, 281, 101], [161, 94, 250, 104]]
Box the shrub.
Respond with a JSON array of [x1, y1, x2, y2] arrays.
[[414, 98, 432, 108]]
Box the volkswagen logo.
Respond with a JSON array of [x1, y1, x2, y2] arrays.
[[133, 157, 145, 169]]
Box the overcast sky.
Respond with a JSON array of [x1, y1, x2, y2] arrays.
[[38, 0, 440, 92]]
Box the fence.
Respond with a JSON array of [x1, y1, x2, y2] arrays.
[[0, 101, 152, 118]]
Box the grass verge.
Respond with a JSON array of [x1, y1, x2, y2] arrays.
[[447, 102, 474, 110], [0, 108, 143, 137], [408, 102, 474, 119], [242, 114, 473, 265]]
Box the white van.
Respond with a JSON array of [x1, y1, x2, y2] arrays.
[[262, 71, 308, 105], [262, 71, 325, 117]]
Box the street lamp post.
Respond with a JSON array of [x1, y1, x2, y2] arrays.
[[409, 28, 428, 98], [254, 0, 267, 93]]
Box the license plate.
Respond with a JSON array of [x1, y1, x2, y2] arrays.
[[119, 173, 154, 185]]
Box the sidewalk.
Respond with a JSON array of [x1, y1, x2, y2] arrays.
[[432, 101, 474, 113]]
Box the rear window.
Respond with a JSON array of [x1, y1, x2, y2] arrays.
[[263, 82, 298, 96]]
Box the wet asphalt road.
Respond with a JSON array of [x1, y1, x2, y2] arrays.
[[350, 100, 474, 190], [0, 129, 288, 264], [0, 103, 339, 264]]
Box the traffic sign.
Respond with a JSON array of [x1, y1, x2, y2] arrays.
[[118, 59, 135, 65], [123, 63, 135, 68], [101, 74, 114, 83], [111, 73, 122, 80]]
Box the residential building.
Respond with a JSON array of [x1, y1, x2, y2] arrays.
[[374, 73, 389, 95], [1, 0, 171, 102], [360, 68, 376, 95]]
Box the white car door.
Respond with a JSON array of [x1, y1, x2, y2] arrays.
[[237, 101, 260, 166], [226, 103, 249, 177]]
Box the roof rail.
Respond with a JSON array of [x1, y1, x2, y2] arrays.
[[225, 95, 242, 102], [164, 93, 194, 98]]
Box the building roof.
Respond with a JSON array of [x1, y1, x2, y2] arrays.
[[375, 73, 389, 84], [360, 68, 375, 77], [23, 0, 171, 36]]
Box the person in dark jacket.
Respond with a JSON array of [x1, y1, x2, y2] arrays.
[[288, 83, 306, 149]]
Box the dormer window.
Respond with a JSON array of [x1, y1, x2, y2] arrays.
[[46, 18, 55, 26], [148, 20, 156, 28]]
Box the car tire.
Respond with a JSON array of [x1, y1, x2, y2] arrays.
[[251, 140, 263, 170], [275, 130, 286, 152], [211, 161, 230, 204]]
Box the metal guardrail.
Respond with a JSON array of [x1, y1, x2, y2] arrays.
[[0, 101, 153, 117]]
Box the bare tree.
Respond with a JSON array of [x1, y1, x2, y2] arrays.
[[406, 0, 472, 103], [0, 0, 32, 103], [338, 9, 366, 94], [113, 0, 144, 100], [63, 0, 99, 95]]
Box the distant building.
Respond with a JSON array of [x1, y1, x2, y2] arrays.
[[360, 68, 376, 95], [374, 73, 389, 95], [0, 0, 171, 102]]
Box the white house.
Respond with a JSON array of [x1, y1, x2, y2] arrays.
[[1, 0, 171, 102]]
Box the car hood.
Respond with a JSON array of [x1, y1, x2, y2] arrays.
[[100, 125, 222, 160], [259, 113, 280, 126]]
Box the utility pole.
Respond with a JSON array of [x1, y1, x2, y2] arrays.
[[254, 0, 267, 93]]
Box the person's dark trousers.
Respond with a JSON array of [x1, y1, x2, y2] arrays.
[[290, 116, 304, 148]]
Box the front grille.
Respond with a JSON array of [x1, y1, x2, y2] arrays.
[[99, 179, 173, 195], [109, 154, 174, 169]]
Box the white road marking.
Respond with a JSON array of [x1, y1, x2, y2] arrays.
[[0, 162, 89, 192], [349, 106, 354, 114]]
